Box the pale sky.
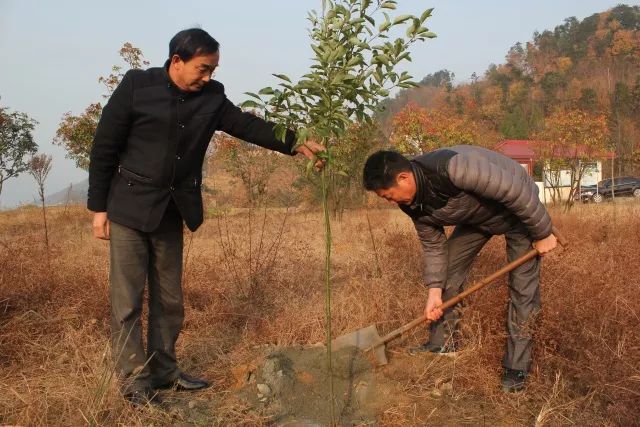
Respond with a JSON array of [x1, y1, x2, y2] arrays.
[[0, 0, 624, 208]]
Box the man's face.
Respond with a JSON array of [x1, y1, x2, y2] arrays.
[[170, 51, 220, 92], [374, 171, 417, 205]]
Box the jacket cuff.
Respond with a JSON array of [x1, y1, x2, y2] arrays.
[[529, 223, 553, 241], [87, 197, 107, 212], [427, 281, 444, 290]]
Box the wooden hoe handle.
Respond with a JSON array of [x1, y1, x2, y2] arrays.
[[373, 225, 568, 347]]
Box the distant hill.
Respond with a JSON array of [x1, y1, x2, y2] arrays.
[[45, 179, 88, 206], [377, 4, 640, 174]]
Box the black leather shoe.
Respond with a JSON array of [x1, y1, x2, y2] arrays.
[[501, 368, 527, 393], [154, 372, 210, 391], [124, 388, 163, 406]]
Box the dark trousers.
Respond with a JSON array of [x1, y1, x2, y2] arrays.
[[428, 225, 541, 371], [109, 208, 184, 392]]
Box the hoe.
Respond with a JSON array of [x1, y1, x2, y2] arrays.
[[332, 226, 568, 365]]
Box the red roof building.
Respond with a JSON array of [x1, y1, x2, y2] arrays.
[[495, 140, 615, 176], [495, 140, 538, 175]]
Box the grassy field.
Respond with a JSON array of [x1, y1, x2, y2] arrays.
[[1, 201, 639, 425]]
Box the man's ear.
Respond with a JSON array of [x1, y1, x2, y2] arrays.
[[170, 54, 183, 67], [396, 171, 411, 185]]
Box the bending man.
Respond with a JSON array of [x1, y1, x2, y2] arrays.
[[362, 146, 556, 392]]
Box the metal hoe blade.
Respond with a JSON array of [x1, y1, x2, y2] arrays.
[[331, 324, 388, 365]]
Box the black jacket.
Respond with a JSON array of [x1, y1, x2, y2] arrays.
[[400, 145, 552, 289], [88, 64, 296, 232]]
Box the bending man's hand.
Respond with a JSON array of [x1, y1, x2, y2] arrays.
[[92, 212, 110, 240], [424, 287, 444, 321], [294, 139, 326, 171], [533, 233, 557, 256]]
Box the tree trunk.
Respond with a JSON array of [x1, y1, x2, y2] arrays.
[[37, 183, 49, 251], [321, 156, 335, 425], [611, 157, 615, 201]]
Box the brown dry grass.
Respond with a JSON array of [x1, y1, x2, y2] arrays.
[[0, 201, 639, 425]]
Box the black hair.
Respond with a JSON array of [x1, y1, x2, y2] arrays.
[[362, 150, 412, 190], [169, 28, 220, 62]]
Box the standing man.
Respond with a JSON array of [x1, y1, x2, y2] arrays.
[[88, 28, 324, 405], [362, 146, 557, 392]]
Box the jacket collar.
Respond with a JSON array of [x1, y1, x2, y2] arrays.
[[163, 59, 191, 95], [410, 161, 427, 210]]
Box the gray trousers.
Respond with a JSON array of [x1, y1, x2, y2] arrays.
[[109, 209, 184, 392], [428, 225, 541, 371]]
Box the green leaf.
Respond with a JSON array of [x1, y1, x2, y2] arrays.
[[273, 73, 291, 82], [380, 2, 396, 9], [374, 68, 384, 84], [296, 127, 309, 145], [311, 44, 324, 57], [392, 14, 412, 25], [421, 31, 437, 38], [305, 159, 314, 177], [396, 52, 411, 63], [244, 92, 262, 100], [274, 123, 287, 143], [346, 56, 361, 67], [379, 20, 391, 32], [406, 22, 417, 38], [331, 73, 345, 85], [374, 54, 390, 65], [317, 149, 333, 162], [239, 100, 261, 109], [258, 87, 275, 95], [420, 8, 434, 23]]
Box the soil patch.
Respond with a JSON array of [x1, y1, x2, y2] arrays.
[[234, 345, 384, 426]]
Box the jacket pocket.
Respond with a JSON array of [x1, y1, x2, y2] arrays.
[[118, 165, 153, 184]]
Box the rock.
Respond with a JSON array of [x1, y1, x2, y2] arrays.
[[260, 353, 295, 395], [257, 383, 271, 395]]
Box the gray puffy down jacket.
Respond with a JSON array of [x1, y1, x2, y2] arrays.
[[398, 145, 552, 289]]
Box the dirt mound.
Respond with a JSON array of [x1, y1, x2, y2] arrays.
[[234, 345, 382, 426]]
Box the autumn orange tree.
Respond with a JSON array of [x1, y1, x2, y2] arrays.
[[54, 43, 148, 169], [389, 102, 486, 154], [534, 108, 609, 210]]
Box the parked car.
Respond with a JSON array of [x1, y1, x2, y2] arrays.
[[576, 176, 640, 203]]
